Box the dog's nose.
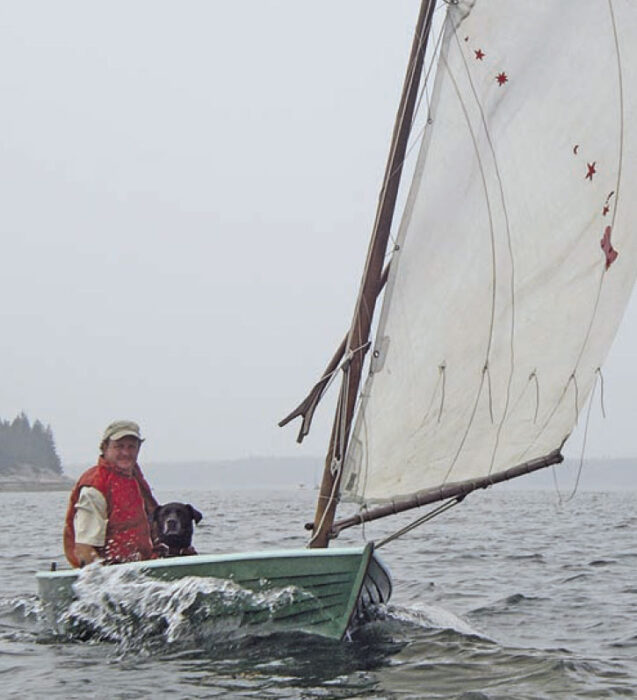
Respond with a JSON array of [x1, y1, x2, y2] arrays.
[[164, 518, 180, 534]]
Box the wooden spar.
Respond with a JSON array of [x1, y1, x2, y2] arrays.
[[309, 0, 437, 549], [278, 265, 389, 444], [330, 450, 564, 536]]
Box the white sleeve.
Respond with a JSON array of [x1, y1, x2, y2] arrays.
[[73, 486, 108, 546]]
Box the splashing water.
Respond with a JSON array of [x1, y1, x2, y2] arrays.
[[55, 563, 316, 653], [379, 602, 489, 640]]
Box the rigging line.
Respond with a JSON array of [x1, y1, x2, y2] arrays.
[[387, 15, 447, 185], [307, 463, 341, 546], [368, 0, 436, 248], [295, 343, 365, 432], [438, 362, 446, 422], [364, 9, 449, 407], [386, 16, 447, 249], [563, 372, 599, 503], [449, 24, 518, 476], [409, 361, 446, 438], [375, 496, 464, 549], [345, 341, 373, 363], [596, 367, 607, 418], [484, 364, 494, 423], [572, 373, 580, 424], [392, 3, 447, 178], [309, 338, 361, 546], [442, 368, 488, 485], [307, 382, 349, 546], [306, 362, 346, 412], [520, 372, 580, 466], [336, 373, 350, 468], [551, 461, 564, 507], [411, 12, 446, 128], [504, 371, 541, 445], [351, 394, 372, 512], [337, 361, 353, 469]]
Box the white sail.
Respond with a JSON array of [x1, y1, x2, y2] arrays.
[[342, 0, 637, 503]]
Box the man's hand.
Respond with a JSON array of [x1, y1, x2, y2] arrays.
[[74, 543, 102, 567]]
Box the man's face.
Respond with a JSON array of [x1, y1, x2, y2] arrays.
[[103, 435, 141, 472]]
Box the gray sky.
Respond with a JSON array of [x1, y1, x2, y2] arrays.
[[0, 1, 635, 467]]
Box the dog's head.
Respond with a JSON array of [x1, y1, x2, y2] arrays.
[[153, 502, 203, 548]]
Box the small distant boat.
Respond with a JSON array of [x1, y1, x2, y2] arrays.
[[37, 0, 637, 641], [37, 545, 390, 641]]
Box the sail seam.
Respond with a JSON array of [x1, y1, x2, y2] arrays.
[[438, 15, 499, 485], [449, 19, 518, 477]]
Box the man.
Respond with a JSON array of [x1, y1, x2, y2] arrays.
[[63, 420, 159, 567]]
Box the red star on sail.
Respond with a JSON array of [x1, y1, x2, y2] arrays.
[[496, 72, 508, 85], [600, 226, 618, 269], [475, 49, 485, 60], [585, 162, 596, 180]]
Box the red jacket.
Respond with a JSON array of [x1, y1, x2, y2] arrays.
[[63, 457, 158, 567]]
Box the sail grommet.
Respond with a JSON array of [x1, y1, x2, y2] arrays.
[[371, 336, 390, 372]]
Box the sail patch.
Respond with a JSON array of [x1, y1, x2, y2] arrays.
[[600, 226, 618, 270]]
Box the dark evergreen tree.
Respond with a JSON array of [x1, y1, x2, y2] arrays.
[[0, 413, 63, 474]]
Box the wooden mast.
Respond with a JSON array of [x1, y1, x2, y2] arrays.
[[309, 0, 437, 548]]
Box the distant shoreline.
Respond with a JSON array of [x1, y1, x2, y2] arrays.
[[2, 455, 634, 493], [0, 474, 74, 492], [0, 482, 72, 492]]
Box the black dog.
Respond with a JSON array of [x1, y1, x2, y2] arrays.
[[153, 502, 203, 557]]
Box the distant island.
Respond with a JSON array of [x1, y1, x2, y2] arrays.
[[0, 412, 72, 491], [5, 413, 635, 495]]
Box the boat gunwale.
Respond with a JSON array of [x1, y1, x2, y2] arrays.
[[36, 544, 375, 580]]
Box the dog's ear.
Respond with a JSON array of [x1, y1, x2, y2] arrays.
[[188, 504, 203, 524], [152, 505, 162, 522]]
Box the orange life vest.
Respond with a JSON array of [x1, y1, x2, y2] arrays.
[[63, 457, 158, 567]]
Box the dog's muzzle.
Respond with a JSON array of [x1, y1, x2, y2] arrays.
[[163, 517, 181, 535]]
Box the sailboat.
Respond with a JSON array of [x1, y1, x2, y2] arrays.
[[37, 0, 637, 641]]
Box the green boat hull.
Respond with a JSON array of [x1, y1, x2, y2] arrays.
[[36, 543, 391, 641]]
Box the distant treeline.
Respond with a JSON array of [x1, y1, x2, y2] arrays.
[[0, 412, 62, 474]]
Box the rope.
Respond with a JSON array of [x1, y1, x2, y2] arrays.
[[438, 362, 446, 422], [531, 370, 540, 423], [375, 495, 464, 549], [484, 363, 494, 423], [596, 367, 607, 418], [307, 340, 368, 546], [561, 371, 600, 503]]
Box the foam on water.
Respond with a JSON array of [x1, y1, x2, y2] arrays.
[[2, 489, 636, 697], [381, 601, 488, 640], [55, 563, 316, 653]]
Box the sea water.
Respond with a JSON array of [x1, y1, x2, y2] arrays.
[[0, 483, 635, 698]]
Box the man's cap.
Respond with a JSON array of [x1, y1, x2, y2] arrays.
[[102, 420, 144, 443]]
